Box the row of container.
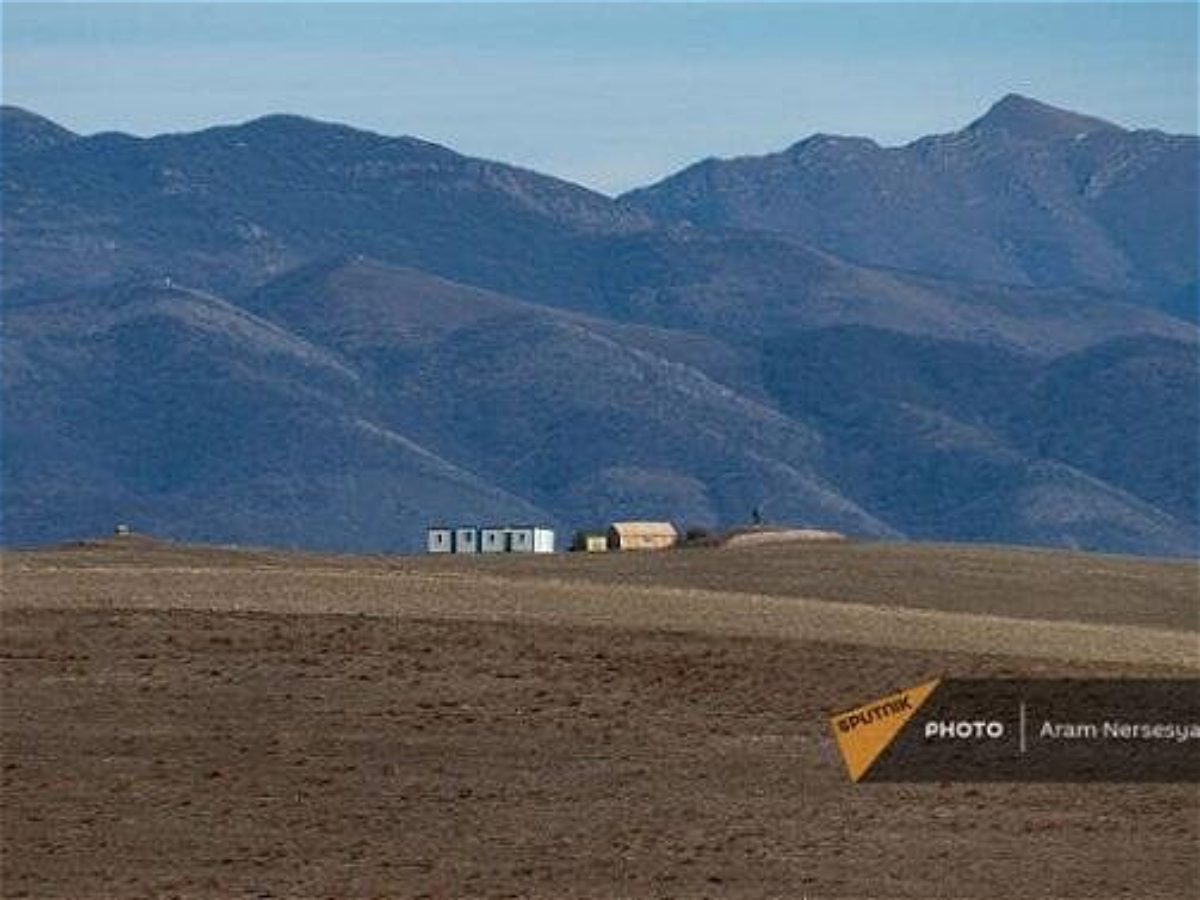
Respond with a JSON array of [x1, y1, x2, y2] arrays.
[[427, 526, 556, 554], [427, 521, 679, 554]]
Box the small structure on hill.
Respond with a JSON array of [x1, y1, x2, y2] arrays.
[[506, 526, 556, 553], [429, 525, 554, 554], [480, 527, 508, 553], [573, 531, 609, 553], [454, 527, 479, 554], [427, 527, 454, 553], [608, 521, 678, 551], [113, 523, 131, 537]]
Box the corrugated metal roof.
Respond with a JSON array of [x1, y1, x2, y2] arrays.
[[608, 521, 677, 538]]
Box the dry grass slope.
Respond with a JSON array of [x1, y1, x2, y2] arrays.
[[2, 537, 1197, 898]]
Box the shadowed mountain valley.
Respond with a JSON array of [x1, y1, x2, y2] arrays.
[[1, 97, 1196, 553]]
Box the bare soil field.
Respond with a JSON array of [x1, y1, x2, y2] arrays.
[[1, 537, 1197, 899]]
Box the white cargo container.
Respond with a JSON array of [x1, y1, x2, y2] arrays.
[[532, 527, 555, 553], [480, 527, 508, 553], [427, 527, 453, 554], [429, 524, 555, 554], [505, 526, 555, 553], [508, 527, 534, 552], [454, 527, 479, 553]]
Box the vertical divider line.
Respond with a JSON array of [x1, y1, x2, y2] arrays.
[[1019, 700, 1027, 754]]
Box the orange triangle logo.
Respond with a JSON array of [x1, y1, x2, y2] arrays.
[[829, 679, 941, 782]]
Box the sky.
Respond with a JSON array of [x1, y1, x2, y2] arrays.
[[2, 2, 1197, 194]]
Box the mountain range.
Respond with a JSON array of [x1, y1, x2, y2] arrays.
[[2, 95, 1196, 555]]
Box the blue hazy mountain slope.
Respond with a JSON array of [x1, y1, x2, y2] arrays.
[[1, 99, 1196, 554], [1, 281, 549, 549], [761, 326, 1196, 556], [624, 95, 1199, 321], [0, 112, 649, 306], [0, 105, 78, 158]]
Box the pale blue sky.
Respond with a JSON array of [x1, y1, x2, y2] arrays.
[[3, 3, 1196, 193]]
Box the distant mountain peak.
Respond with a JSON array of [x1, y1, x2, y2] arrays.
[[968, 93, 1123, 141]]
